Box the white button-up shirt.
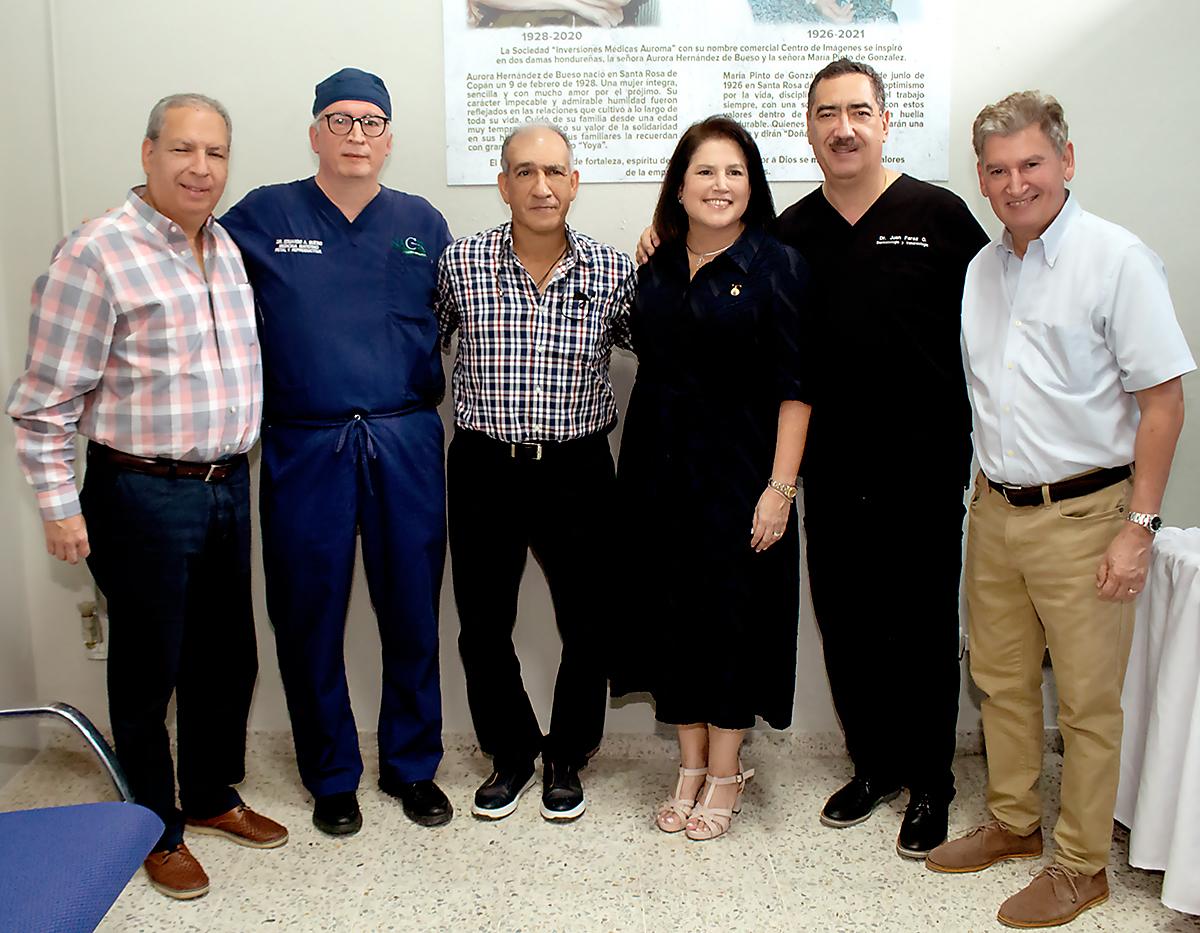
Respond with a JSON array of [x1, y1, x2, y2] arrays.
[[962, 194, 1195, 487]]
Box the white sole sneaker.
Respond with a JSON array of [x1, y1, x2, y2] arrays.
[[471, 775, 536, 820], [540, 796, 586, 821]]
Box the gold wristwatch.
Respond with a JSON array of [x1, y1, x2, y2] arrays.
[[767, 478, 798, 501]]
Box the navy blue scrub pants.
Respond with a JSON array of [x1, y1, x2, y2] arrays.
[[260, 407, 445, 798], [80, 446, 256, 850], [448, 428, 614, 771]]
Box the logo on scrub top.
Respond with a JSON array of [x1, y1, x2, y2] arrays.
[[393, 236, 428, 258]]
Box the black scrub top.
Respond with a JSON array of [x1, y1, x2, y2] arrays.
[[775, 174, 989, 486]]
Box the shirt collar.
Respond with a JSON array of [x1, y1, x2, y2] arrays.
[[499, 221, 592, 266], [997, 189, 1078, 267], [723, 225, 765, 273], [127, 186, 215, 241]]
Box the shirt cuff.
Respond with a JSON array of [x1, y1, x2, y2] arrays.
[[36, 484, 82, 522]]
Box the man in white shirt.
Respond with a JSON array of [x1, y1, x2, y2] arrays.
[[926, 91, 1195, 928]]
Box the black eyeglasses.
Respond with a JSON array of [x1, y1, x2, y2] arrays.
[[322, 113, 390, 138]]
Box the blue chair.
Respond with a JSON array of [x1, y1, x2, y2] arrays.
[[0, 703, 164, 933]]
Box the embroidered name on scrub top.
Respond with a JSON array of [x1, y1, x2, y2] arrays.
[[875, 234, 929, 248], [275, 238, 323, 254]]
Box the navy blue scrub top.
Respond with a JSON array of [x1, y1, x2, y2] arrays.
[[221, 178, 452, 421]]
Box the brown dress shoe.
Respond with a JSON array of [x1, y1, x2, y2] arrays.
[[186, 804, 289, 849], [998, 865, 1108, 928], [926, 820, 1042, 873], [143, 843, 209, 900]]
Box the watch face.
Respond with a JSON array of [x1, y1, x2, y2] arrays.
[[1150, 515, 1163, 532]]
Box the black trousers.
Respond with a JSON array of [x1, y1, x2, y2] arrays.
[[803, 474, 966, 800], [448, 428, 614, 770], [80, 449, 258, 849]]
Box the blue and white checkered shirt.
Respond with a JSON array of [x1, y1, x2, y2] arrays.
[[436, 222, 635, 443]]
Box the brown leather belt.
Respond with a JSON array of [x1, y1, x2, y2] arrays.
[[87, 442, 245, 483], [986, 464, 1132, 507]]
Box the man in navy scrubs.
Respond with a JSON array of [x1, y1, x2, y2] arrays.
[[221, 67, 452, 835]]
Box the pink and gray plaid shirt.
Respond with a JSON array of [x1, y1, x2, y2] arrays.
[[6, 187, 262, 520]]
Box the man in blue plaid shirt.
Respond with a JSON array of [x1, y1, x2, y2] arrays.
[[436, 122, 634, 823]]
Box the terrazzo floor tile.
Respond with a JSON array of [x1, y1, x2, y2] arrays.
[[640, 888, 792, 933], [3, 731, 1199, 932]]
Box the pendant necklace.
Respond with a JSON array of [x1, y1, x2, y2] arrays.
[[686, 242, 730, 271], [535, 244, 569, 292]]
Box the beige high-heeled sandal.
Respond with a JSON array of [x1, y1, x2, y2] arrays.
[[656, 765, 707, 833], [684, 766, 755, 841]]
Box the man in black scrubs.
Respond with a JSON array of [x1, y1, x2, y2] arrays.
[[778, 59, 988, 857], [639, 58, 988, 858]]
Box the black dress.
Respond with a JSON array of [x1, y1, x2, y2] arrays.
[[611, 226, 812, 729]]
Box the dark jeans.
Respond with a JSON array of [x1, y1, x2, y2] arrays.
[[448, 429, 614, 770], [81, 448, 257, 849], [803, 473, 966, 800]]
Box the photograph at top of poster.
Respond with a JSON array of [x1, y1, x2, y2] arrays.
[[444, 0, 947, 184]]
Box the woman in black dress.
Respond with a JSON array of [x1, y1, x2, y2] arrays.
[[613, 117, 812, 840]]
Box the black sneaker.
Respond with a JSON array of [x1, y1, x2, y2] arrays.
[[819, 776, 902, 828], [312, 791, 362, 836], [896, 790, 950, 858], [472, 761, 536, 820], [540, 761, 586, 821]]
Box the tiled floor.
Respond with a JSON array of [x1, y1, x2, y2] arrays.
[[2, 731, 1197, 933]]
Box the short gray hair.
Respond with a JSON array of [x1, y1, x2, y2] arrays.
[[972, 90, 1068, 158], [499, 122, 574, 173], [145, 93, 232, 144]]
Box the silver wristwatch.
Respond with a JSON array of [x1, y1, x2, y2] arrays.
[[1126, 512, 1162, 534]]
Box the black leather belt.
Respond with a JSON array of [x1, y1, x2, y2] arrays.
[[87, 442, 245, 483], [455, 428, 606, 462], [986, 464, 1132, 507]]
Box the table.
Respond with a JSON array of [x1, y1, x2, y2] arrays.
[[1116, 526, 1200, 916]]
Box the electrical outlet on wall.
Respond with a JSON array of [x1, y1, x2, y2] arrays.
[[79, 598, 108, 660]]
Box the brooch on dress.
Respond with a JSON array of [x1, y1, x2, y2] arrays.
[[730, 284, 742, 297]]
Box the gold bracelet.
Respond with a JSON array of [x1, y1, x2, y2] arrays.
[[767, 478, 797, 501]]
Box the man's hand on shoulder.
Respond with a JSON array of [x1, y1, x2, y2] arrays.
[[43, 514, 90, 565], [635, 226, 660, 265], [1095, 521, 1152, 602]]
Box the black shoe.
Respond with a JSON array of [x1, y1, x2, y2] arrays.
[[819, 776, 902, 828], [312, 791, 362, 836], [540, 761, 586, 821], [896, 790, 950, 859], [379, 777, 453, 827], [472, 761, 536, 820]]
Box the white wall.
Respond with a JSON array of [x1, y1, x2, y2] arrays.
[[0, 0, 54, 786], [1, 1, 1196, 754]]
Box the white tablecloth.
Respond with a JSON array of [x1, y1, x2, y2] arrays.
[[1116, 526, 1200, 916]]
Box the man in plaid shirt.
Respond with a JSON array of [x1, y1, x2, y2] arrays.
[[437, 123, 634, 822], [6, 94, 286, 900]]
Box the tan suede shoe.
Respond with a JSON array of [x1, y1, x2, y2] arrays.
[[926, 820, 1043, 873], [186, 804, 288, 848], [143, 843, 209, 900], [998, 865, 1108, 928]]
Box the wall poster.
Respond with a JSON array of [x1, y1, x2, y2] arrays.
[[443, 0, 950, 185]]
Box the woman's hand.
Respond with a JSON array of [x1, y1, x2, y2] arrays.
[[750, 487, 790, 552]]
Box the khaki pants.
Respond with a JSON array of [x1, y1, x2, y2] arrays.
[[965, 472, 1135, 874]]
